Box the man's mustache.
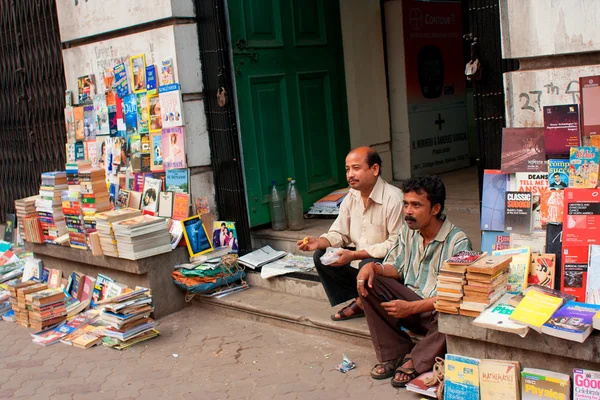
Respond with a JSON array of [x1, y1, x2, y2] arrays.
[[405, 216, 416, 222]]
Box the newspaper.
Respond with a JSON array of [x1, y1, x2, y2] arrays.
[[260, 254, 315, 279]]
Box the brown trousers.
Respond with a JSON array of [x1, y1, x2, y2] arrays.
[[360, 274, 446, 374]]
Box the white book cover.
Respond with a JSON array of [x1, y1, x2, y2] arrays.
[[141, 177, 162, 214], [472, 294, 529, 337], [93, 94, 109, 136], [158, 192, 173, 218], [574, 369, 600, 400], [238, 245, 287, 269], [510, 231, 546, 254], [158, 83, 184, 128]]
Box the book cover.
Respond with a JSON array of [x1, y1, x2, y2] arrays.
[[513, 172, 548, 230], [481, 170, 510, 231], [510, 231, 546, 254], [158, 192, 174, 218], [472, 294, 529, 337], [152, 171, 166, 191], [74, 141, 85, 161], [547, 223, 563, 290], [128, 191, 143, 210], [115, 190, 131, 210], [562, 245, 590, 302], [481, 232, 510, 254], [181, 215, 213, 257], [166, 168, 188, 193], [444, 354, 479, 400], [64, 107, 76, 143], [195, 196, 210, 216], [212, 221, 238, 253], [3, 213, 15, 243], [548, 159, 569, 189], [569, 146, 599, 188], [129, 135, 142, 172], [136, 93, 149, 134], [161, 58, 174, 86], [172, 193, 190, 221], [405, 370, 439, 398], [445, 251, 487, 266], [48, 269, 62, 289], [573, 368, 600, 400], [162, 127, 186, 169], [541, 301, 600, 342], [93, 95, 109, 136], [141, 177, 162, 214], [479, 360, 521, 400], [580, 75, 600, 145], [74, 106, 84, 141], [540, 189, 564, 225], [522, 369, 570, 400], [504, 191, 533, 234], [79, 276, 96, 303], [544, 104, 580, 157], [77, 74, 95, 104], [563, 189, 600, 246], [159, 83, 184, 128], [509, 289, 564, 331], [148, 92, 162, 132], [150, 131, 164, 172], [114, 62, 130, 98], [92, 273, 114, 307], [123, 94, 138, 137], [130, 54, 146, 93], [108, 105, 118, 137], [529, 253, 555, 288], [146, 65, 157, 92], [493, 247, 531, 294], [501, 128, 546, 173], [588, 245, 600, 304]]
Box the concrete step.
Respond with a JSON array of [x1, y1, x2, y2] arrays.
[[195, 286, 372, 347], [245, 269, 328, 302]]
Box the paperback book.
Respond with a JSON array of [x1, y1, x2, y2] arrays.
[[159, 83, 184, 128], [480, 170, 510, 231], [492, 247, 531, 294], [165, 169, 188, 193], [480, 231, 510, 254], [472, 294, 529, 337], [500, 128, 546, 173], [579, 75, 600, 145], [541, 301, 600, 343], [504, 191, 533, 234], [479, 359, 521, 400], [569, 146, 599, 188], [162, 127, 186, 170], [444, 354, 480, 400], [573, 368, 600, 400], [543, 104, 580, 157], [513, 172, 548, 230], [521, 368, 570, 400], [548, 159, 569, 189]]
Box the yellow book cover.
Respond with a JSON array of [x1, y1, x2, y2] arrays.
[[492, 246, 531, 294], [479, 359, 520, 400], [509, 290, 564, 331]]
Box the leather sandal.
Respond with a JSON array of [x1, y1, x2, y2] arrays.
[[391, 355, 419, 388], [370, 358, 402, 380], [330, 300, 364, 321]]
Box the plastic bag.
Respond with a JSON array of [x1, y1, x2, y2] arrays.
[[320, 247, 341, 266]]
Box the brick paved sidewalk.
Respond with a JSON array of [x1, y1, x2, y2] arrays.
[[0, 306, 424, 399]]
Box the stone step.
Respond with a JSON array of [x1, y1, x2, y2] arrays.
[[195, 286, 373, 347], [245, 269, 328, 302]]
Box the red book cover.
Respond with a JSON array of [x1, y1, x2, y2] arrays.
[[543, 104, 580, 156], [172, 193, 190, 221], [79, 276, 95, 302], [563, 188, 600, 246], [561, 245, 589, 302], [500, 128, 546, 173], [579, 75, 600, 145]]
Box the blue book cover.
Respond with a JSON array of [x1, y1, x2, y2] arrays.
[[548, 159, 569, 189], [113, 63, 129, 98], [123, 94, 138, 136], [41, 268, 50, 283], [541, 301, 600, 341], [480, 170, 510, 231], [480, 231, 510, 254], [74, 141, 85, 161], [444, 354, 479, 400], [146, 65, 157, 91], [166, 169, 188, 193]]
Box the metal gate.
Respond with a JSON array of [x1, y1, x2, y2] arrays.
[[466, 0, 518, 196], [0, 0, 66, 223], [195, 0, 252, 254]]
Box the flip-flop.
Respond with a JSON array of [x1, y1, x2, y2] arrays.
[[370, 358, 403, 380], [330, 300, 364, 321], [391, 355, 419, 388]]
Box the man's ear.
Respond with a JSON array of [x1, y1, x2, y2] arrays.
[[431, 203, 441, 217], [372, 164, 380, 177]]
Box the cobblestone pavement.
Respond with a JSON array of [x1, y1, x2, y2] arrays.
[[0, 305, 425, 399]]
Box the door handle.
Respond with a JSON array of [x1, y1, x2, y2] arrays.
[[233, 39, 258, 61]]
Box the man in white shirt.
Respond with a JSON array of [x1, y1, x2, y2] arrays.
[[298, 147, 403, 321]]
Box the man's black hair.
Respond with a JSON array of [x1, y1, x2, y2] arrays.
[[552, 172, 561, 178], [146, 188, 157, 202], [366, 148, 382, 176], [401, 176, 446, 219], [221, 222, 226, 227]]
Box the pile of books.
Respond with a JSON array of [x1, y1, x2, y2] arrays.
[[15, 195, 39, 234], [9, 281, 48, 327], [26, 288, 68, 332], [308, 188, 349, 216], [460, 255, 512, 317], [79, 168, 111, 216], [62, 190, 86, 250], [98, 287, 159, 350], [95, 208, 142, 257], [112, 215, 171, 260], [36, 172, 68, 243]]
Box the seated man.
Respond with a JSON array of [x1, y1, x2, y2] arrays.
[[297, 147, 403, 321], [356, 176, 472, 387]]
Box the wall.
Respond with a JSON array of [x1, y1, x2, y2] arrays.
[[339, 0, 392, 182], [55, 0, 215, 212]]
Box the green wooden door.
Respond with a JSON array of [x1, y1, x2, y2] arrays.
[[228, 0, 350, 227]]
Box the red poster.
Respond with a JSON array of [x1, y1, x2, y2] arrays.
[[563, 188, 600, 245]]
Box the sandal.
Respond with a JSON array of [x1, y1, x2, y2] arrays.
[[370, 358, 402, 380], [330, 300, 364, 321], [391, 355, 419, 388]]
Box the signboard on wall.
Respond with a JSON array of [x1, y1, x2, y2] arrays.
[[402, 0, 470, 175]]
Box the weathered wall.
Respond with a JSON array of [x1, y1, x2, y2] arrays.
[[500, 0, 600, 59]]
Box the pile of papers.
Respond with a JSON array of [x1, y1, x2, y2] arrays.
[[112, 215, 172, 260], [237, 246, 286, 269], [308, 188, 349, 216], [260, 254, 315, 279]]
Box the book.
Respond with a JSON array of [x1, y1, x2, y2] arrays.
[[74, 106, 84, 141], [150, 131, 163, 171], [158, 192, 174, 218], [563, 188, 600, 246], [405, 370, 439, 398], [162, 127, 186, 169], [472, 294, 529, 337], [510, 232, 546, 254], [562, 246, 591, 302], [509, 285, 577, 308], [130, 54, 146, 93], [160, 58, 174, 86], [444, 354, 479, 400], [513, 172, 549, 230], [136, 93, 149, 134], [166, 169, 188, 193], [172, 193, 190, 221], [64, 107, 76, 143], [521, 368, 570, 400], [212, 221, 238, 253], [238, 245, 286, 269], [481, 170, 510, 231], [77, 74, 95, 104], [181, 215, 213, 257], [500, 128, 546, 173], [529, 253, 555, 288], [479, 359, 521, 400], [159, 83, 184, 129], [580, 75, 600, 145], [504, 191, 533, 234], [128, 191, 142, 210], [141, 177, 162, 215], [79, 276, 96, 303], [543, 104, 580, 157], [480, 231, 510, 254], [492, 247, 531, 294], [467, 255, 512, 275], [146, 65, 157, 92], [509, 289, 565, 332], [569, 146, 599, 188], [573, 368, 600, 400], [546, 223, 563, 290], [3, 213, 15, 243], [115, 190, 131, 210], [548, 159, 569, 189], [540, 189, 564, 225], [588, 245, 600, 304], [48, 269, 62, 289], [113, 62, 129, 98], [92, 273, 114, 307], [93, 94, 109, 136], [541, 301, 600, 342], [123, 94, 138, 136], [445, 251, 487, 266]]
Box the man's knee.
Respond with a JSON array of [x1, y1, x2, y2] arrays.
[[360, 274, 385, 298]]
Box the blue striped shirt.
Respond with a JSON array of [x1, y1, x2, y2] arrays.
[[383, 216, 472, 298]]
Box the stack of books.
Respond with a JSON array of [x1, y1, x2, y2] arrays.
[[61, 190, 87, 250], [95, 208, 142, 257], [26, 288, 68, 332], [308, 188, 350, 216], [36, 171, 68, 243], [9, 281, 48, 327], [460, 255, 512, 317], [23, 216, 45, 243], [98, 287, 159, 350], [112, 215, 172, 260], [15, 195, 39, 234], [65, 160, 92, 192], [79, 168, 111, 244]]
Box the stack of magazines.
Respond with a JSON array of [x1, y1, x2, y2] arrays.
[[112, 215, 171, 260]]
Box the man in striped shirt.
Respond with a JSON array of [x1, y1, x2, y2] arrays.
[[356, 176, 472, 388]]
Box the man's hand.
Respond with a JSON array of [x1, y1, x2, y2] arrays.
[[329, 249, 355, 267], [297, 236, 319, 252], [381, 299, 416, 319], [356, 262, 376, 297]]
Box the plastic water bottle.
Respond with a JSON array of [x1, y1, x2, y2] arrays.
[[286, 179, 304, 230], [269, 180, 286, 231]]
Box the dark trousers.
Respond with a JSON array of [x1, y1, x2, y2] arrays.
[[313, 248, 382, 306], [360, 274, 446, 374]]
